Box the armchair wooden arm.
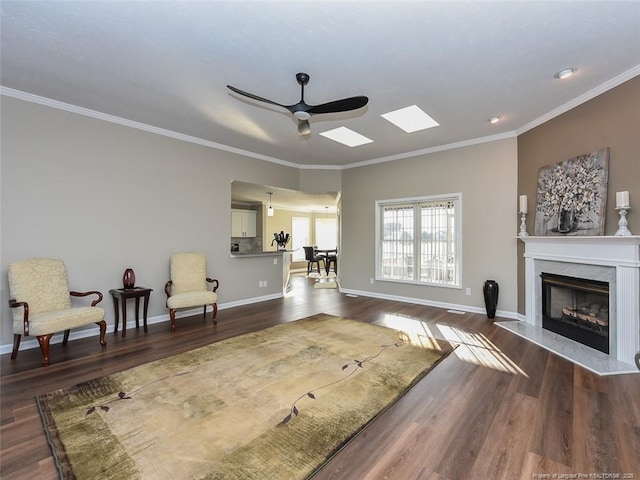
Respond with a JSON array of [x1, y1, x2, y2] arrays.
[[206, 278, 219, 293], [8, 298, 30, 336], [70, 290, 104, 307], [164, 280, 173, 301]]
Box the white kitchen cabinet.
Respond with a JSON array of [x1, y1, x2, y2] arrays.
[[231, 209, 257, 237]]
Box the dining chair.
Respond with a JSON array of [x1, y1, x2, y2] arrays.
[[303, 246, 323, 275], [324, 252, 338, 275]]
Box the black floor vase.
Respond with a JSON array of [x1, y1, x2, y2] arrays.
[[483, 280, 499, 319]]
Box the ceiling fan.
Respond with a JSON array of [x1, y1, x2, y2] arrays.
[[227, 72, 368, 136]]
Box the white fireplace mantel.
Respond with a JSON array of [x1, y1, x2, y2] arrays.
[[519, 236, 640, 370], [520, 235, 640, 267]]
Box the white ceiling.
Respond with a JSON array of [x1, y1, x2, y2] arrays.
[[1, 1, 639, 169]]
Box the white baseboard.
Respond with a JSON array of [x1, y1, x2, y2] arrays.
[[0, 293, 283, 355], [338, 287, 519, 320]]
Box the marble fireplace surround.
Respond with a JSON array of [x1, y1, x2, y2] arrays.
[[500, 236, 640, 375]]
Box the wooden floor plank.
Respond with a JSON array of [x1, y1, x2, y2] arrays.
[[528, 353, 575, 468], [433, 366, 512, 479], [467, 391, 538, 480], [572, 384, 620, 473], [610, 376, 640, 475]]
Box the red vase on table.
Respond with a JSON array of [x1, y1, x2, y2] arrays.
[[123, 268, 136, 289]]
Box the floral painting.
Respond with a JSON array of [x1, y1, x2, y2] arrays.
[[534, 147, 609, 236]]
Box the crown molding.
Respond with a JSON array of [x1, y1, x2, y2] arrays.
[[342, 131, 518, 169], [0, 86, 301, 169]]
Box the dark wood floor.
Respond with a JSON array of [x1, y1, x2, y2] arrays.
[[1, 274, 639, 479]]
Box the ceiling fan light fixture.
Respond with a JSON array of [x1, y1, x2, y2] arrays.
[[298, 119, 311, 136], [554, 67, 577, 79], [293, 111, 311, 120]]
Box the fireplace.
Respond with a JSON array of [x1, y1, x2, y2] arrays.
[[508, 236, 640, 374], [541, 273, 609, 354]]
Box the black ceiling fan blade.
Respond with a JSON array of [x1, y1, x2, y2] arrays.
[[226, 85, 288, 109], [306, 96, 369, 115]]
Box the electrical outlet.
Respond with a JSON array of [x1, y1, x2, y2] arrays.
[[273, 258, 278, 265], [370, 278, 375, 285], [465, 288, 471, 296], [258, 280, 268, 288], [263, 280, 267, 288]]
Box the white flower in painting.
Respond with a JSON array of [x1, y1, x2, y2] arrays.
[[537, 151, 606, 225]]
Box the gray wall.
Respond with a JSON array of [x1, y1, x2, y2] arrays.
[[339, 139, 519, 315], [0, 97, 300, 346], [299, 168, 341, 194]]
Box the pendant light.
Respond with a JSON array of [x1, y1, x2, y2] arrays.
[[267, 192, 274, 217]]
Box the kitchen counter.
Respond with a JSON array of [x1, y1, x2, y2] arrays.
[[230, 250, 295, 294], [230, 249, 296, 257]]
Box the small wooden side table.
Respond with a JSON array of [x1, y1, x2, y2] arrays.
[[109, 287, 153, 337]]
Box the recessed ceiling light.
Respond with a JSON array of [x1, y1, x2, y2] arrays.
[[554, 67, 577, 79], [319, 127, 373, 147], [489, 116, 501, 124], [381, 105, 439, 133]]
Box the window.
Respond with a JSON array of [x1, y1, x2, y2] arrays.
[[315, 217, 337, 250], [375, 194, 461, 287], [291, 217, 310, 262]]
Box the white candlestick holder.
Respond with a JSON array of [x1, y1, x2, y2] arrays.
[[615, 206, 632, 236], [518, 212, 529, 236]]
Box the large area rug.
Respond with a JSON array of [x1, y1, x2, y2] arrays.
[[37, 313, 452, 480]]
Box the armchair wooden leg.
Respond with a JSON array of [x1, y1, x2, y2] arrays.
[[203, 305, 207, 319], [96, 320, 107, 347], [62, 329, 71, 345], [37, 334, 54, 367], [212, 303, 218, 325], [170, 309, 177, 333], [11, 334, 21, 360]]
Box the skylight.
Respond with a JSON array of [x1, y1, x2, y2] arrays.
[[319, 127, 373, 147], [381, 105, 439, 133]]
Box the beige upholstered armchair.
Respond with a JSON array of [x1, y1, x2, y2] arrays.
[[7, 258, 107, 366], [164, 253, 219, 333]]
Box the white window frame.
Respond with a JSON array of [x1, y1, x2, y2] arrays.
[[375, 193, 462, 288]]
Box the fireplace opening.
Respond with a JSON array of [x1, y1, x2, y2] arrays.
[[540, 273, 610, 354]]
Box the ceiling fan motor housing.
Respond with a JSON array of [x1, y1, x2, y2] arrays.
[[296, 72, 310, 86]]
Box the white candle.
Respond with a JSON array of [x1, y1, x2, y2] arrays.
[[616, 191, 629, 208], [519, 195, 528, 214]]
